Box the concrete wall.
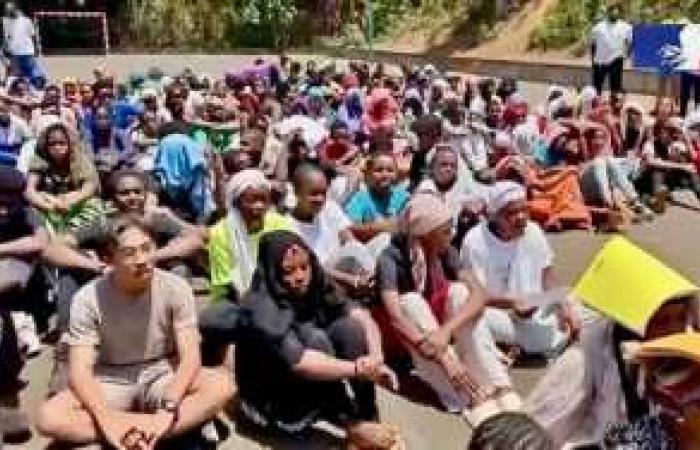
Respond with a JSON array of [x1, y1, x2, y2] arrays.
[[41, 48, 668, 96], [328, 48, 666, 95]]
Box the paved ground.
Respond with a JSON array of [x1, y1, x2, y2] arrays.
[[6, 54, 698, 449], [14, 202, 700, 450]]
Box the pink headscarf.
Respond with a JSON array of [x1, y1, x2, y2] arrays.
[[363, 87, 399, 134], [402, 193, 452, 237]]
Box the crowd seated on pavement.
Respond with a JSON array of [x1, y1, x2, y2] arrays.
[[2, 52, 700, 449]]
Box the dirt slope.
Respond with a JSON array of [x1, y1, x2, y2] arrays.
[[380, 0, 565, 58], [464, 0, 559, 57]]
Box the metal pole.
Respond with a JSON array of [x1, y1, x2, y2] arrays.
[[102, 13, 110, 54], [34, 14, 42, 57], [366, 0, 374, 62]]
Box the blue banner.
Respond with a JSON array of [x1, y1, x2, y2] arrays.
[[632, 24, 683, 74]]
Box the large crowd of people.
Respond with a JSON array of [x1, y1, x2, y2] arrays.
[[1, 5, 700, 449]]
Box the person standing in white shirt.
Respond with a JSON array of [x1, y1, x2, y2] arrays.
[[590, 4, 632, 95], [2, 2, 41, 87]]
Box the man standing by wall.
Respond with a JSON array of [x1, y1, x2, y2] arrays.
[[590, 4, 632, 95]]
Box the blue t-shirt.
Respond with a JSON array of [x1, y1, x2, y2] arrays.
[[0, 119, 31, 167], [111, 99, 142, 130], [344, 186, 409, 224]]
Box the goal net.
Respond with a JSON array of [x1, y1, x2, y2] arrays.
[[33, 11, 109, 55]]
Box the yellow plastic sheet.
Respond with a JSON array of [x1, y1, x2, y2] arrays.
[[573, 237, 698, 335]]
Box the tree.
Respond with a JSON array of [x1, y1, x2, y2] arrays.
[[240, 0, 298, 50]]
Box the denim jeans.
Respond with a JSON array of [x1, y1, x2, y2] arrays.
[[11, 55, 44, 88], [680, 72, 700, 117], [580, 157, 639, 205]]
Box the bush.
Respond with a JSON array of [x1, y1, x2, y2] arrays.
[[119, 0, 299, 50], [530, 0, 700, 51]]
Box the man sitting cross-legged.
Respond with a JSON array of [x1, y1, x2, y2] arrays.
[[37, 216, 234, 448]]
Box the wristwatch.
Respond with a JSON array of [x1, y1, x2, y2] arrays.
[[158, 397, 180, 422]]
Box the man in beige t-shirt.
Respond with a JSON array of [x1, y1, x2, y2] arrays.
[[37, 217, 234, 449]]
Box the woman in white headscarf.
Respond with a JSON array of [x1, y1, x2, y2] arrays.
[[460, 181, 576, 360], [207, 169, 294, 302], [579, 86, 599, 118]]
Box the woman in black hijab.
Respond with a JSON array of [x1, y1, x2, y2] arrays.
[[236, 230, 403, 449]]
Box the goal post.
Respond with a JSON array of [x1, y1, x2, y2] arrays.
[[33, 10, 110, 55]]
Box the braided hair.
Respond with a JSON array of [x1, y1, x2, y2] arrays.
[[468, 413, 555, 450]]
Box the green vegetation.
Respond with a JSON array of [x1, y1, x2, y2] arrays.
[[115, 0, 506, 50], [530, 0, 700, 51], [340, 0, 509, 50], [119, 0, 298, 50]]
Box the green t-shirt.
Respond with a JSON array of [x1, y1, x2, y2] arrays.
[[208, 211, 293, 301], [191, 124, 240, 154]]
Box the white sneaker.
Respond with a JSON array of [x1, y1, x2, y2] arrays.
[[200, 420, 220, 443], [11, 312, 41, 358]]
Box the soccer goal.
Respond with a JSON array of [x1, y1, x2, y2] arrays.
[[33, 10, 109, 55]]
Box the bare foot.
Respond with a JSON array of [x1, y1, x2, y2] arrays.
[[346, 421, 402, 450]]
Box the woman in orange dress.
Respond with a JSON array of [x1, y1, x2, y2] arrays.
[[491, 131, 592, 232]]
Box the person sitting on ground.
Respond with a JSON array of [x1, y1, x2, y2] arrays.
[[291, 164, 380, 293], [468, 412, 555, 450], [416, 145, 485, 244], [138, 87, 170, 127], [110, 83, 141, 156], [318, 119, 361, 174], [36, 84, 78, 131], [235, 230, 403, 449], [491, 131, 593, 231], [0, 97, 33, 167], [37, 216, 234, 449], [0, 165, 46, 441], [24, 122, 102, 234], [408, 114, 443, 191], [152, 131, 211, 224], [64, 169, 203, 275], [336, 87, 365, 141], [129, 110, 160, 172], [579, 124, 652, 221], [2, 77, 39, 123], [460, 181, 578, 361], [84, 104, 117, 158], [526, 294, 700, 448], [443, 98, 491, 180], [484, 95, 506, 132], [74, 81, 96, 139], [61, 77, 79, 107], [603, 333, 700, 449], [345, 152, 409, 243], [376, 193, 519, 425], [45, 168, 205, 397], [620, 102, 646, 155], [208, 168, 293, 302], [190, 95, 240, 155], [639, 115, 700, 212]]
